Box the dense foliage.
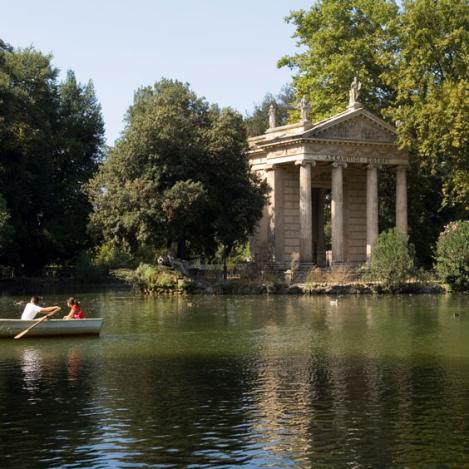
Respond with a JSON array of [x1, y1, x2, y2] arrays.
[[369, 229, 415, 289], [392, 0, 469, 211], [73, 242, 135, 282], [434, 221, 469, 291], [0, 194, 12, 252], [245, 85, 295, 137], [278, 0, 400, 119], [87, 79, 268, 263], [279, 0, 468, 265], [0, 40, 104, 271], [131, 263, 193, 294]]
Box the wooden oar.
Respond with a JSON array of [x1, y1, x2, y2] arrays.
[[14, 312, 55, 340]]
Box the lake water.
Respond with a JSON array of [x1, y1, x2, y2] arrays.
[[0, 291, 468, 468]]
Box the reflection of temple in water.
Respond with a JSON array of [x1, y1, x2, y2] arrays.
[[250, 299, 317, 460], [248, 297, 461, 465]]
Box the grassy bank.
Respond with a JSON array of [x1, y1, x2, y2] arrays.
[[116, 263, 445, 296]]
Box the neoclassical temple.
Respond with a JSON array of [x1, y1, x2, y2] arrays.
[[249, 81, 409, 268]]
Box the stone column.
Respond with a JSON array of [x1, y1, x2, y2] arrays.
[[295, 160, 315, 262], [395, 165, 408, 235], [256, 172, 271, 262], [266, 164, 284, 264], [312, 188, 326, 265], [311, 189, 318, 262], [316, 189, 326, 266], [331, 162, 347, 264], [366, 164, 379, 260]]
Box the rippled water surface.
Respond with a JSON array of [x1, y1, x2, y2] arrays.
[[1, 291, 469, 468]]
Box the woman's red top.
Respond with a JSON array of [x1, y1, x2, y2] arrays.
[[72, 304, 85, 319]]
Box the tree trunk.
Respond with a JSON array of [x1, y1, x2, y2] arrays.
[[177, 239, 186, 259], [223, 245, 230, 280], [223, 255, 227, 280]]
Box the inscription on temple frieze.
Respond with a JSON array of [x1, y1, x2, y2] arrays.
[[322, 154, 389, 165]]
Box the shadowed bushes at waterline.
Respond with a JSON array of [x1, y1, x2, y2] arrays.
[[74, 243, 136, 281], [130, 264, 194, 294]]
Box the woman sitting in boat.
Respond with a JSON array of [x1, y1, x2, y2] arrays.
[[64, 298, 86, 320], [21, 296, 61, 320]]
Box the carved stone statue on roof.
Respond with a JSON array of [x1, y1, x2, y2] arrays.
[[297, 96, 311, 122], [268, 103, 276, 129], [348, 77, 362, 108]]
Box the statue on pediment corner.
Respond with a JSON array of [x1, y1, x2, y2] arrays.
[[296, 96, 311, 122], [348, 77, 362, 108], [268, 103, 276, 128]]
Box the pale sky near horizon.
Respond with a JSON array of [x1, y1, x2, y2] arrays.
[[1, 1, 313, 145]]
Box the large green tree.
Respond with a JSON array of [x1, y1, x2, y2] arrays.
[[87, 79, 267, 263], [51, 70, 105, 259], [278, 0, 468, 265], [0, 40, 104, 270], [390, 0, 469, 210], [0, 41, 58, 267], [278, 0, 400, 120]]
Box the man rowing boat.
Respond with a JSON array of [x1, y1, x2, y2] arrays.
[[21, 296, 61, 320]]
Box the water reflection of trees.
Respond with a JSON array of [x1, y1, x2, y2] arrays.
[[92, 355, 259, 466], [0, 344, 102, 469]]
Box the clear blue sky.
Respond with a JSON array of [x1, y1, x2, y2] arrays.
[[1, 0, 312, 144]]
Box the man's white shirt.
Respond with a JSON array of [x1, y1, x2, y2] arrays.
[[21, 303, 42, 320]]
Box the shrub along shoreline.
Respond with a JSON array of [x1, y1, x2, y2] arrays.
[[119, 264, 445, 296], [133, 278, 445, 296]]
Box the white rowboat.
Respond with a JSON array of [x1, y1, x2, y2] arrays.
[[0, 319, 103, 338]]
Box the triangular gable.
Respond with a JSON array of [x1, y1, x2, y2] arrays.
[[304, 108, 397, 144]]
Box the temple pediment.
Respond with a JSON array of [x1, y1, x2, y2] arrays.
[[248, 92, 407, 168], [304, 109, 397, 144]]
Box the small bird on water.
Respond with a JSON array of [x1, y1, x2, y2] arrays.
[[330, 299, 338, 306]]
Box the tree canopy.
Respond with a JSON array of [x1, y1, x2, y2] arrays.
[[391, 0, 469, 210], [0, 194, 12, 253], [87, 79, 268, 261], [0, 40, 104, 270], [278, 0, 468, 265], [278, 0, 400, 119]]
